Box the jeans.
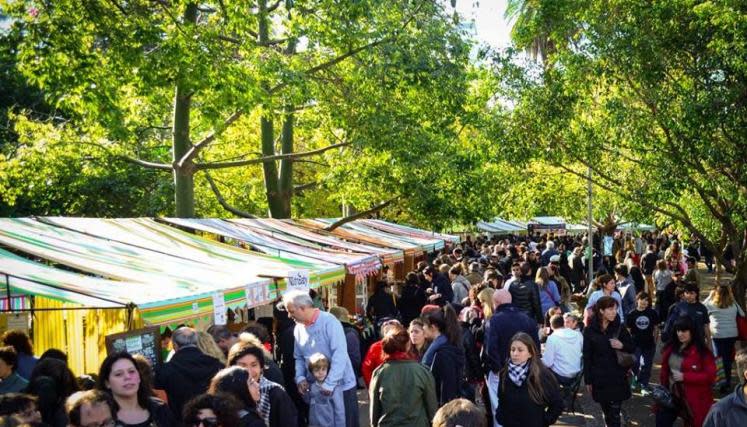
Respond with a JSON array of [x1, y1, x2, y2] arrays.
[[712, 337, 738, 386], [599, 401, 622, 427], [343, 386, 359, 427], [486, 371, 502, 427], [633, 346, 656, 387]]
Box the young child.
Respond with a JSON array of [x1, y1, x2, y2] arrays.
[[625, 292, 659, 395], [306, 352, 345, 427]]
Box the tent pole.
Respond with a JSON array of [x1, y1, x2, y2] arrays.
[[4, 273, 10, 307]]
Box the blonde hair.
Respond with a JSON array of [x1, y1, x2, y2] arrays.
[[308, 352, 329, 372], [477, 288, 495, 319], [710, 285, 735, 309], [196, 331, 226, 364]]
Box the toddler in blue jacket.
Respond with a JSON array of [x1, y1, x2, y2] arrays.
[[306, 352, 345, 427]]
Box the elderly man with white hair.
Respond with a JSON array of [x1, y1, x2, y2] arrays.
[[282, 289, 358, 427]]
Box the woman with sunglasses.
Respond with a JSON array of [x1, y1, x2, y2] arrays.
[[182, 393, 241, 427]]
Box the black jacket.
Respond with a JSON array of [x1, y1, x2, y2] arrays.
[[428, 273, 454, 307], [145, 397, 178, 427], [496, 368, 563, 427], [398, 283, 426, 325], [582, 315, 635, 403], [509, 278, 543, 324], [366, 289, 398, 321], [154, 346, 224, 420], [266, 386, 298, 427], [428, 341, 465, 406]]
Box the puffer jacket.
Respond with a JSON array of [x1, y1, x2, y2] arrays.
[[509, 278, 543, 324]]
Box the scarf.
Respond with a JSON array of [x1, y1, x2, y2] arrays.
[[507, 360, 530, 387], [257, 376, 283, 427], [421, 334, 447, 367]]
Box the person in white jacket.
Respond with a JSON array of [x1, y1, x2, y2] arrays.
[[543, 314, 583, 386]]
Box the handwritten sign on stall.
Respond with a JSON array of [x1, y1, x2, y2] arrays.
[[105, 327, 161, 368], [286, 270, 310, 293]]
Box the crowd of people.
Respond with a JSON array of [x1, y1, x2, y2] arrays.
[[0, 230, 745, 427]]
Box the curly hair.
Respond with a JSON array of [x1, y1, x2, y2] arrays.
[[182, 392, 240, 427], [1, 331, 32, 356]]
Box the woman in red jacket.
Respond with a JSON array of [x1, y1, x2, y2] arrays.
[[657, 315, 716, 427], [361, 319, 402, 386]]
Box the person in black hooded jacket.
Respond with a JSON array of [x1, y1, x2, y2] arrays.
[[583, 296, 635, 427], [366, 281, 399, 323], [154, 327, 223, 421], [422, 304, 465, 406], [398, 272, 427, 326], [508, 262, 543, 325]]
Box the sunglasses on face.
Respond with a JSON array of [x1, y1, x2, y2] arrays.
[[191, 417, 218, 427]]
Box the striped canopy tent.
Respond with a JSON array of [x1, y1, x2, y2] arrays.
[[36, 217, 344, 286], [0, 247, 270, 374], [232, 218, 404, 266], [356, 219, 460, 248], [160, 218, 382, 279], [298, 218, 424, 257], [476, 218, 528, 234]]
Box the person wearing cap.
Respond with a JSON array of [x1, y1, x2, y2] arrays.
[[484, 289, 540, 427], [662, 281, 711, 346]]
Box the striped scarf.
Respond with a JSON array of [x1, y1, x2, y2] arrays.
[[508, 360, 530, 387], [257, 376, 283, 426]]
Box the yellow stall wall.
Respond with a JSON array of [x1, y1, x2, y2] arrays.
[[32, 297, 143, 376]]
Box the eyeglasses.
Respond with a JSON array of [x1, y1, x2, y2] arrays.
[[191, 417, 219, 427], [83, 420, 116, 427]]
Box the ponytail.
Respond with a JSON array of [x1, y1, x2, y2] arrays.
[[423, 304, 462, 347]]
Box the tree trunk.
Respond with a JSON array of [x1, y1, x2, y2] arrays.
[[172, 3, 198, 218], [732, 250, 747, 309], [257, 0, 285, 218], [275, 107, 294, 218]]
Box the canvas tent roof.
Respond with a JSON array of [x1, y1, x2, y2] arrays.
[[299, 219, 426, 256], [161, 218, 383, 278], [476, 218, 527, 234], [0, 218, 345, 324], [356, 219, 460, 247], [230, 218, 405, 265]]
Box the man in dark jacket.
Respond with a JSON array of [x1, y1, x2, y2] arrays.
[[423, 266, 454, 306], [484, 289, 540, 426], [704, 348, 747, 427], [154, 327, 224, 420], [506, 262, 543, 325]]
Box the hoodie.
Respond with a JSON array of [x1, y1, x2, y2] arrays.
[[155, 346, 224, 419], [543, 328, 583, 378], [703, 385, 747, 427], [425, 340, 465, 406]]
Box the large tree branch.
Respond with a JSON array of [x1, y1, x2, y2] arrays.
[[203, 171, 257, 218], [195, 141, 350, 170], [178, 110, 244, 167], [78, 140, 173, 171], [293, 182, 317, 194], [324, 197, 399, 231]]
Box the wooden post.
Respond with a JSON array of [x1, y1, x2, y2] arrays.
[[338, 274, 357, 314]]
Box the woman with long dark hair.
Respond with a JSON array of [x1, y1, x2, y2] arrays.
[[96, 352, 176, 427], [208, 367, 264, 427], [496, 332, 563, 427], [25, 358, 78, 427], [657, 316, 716, 427], [421, 304, 465, 405], [583, 296, 635, 427]]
